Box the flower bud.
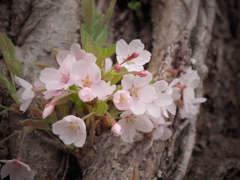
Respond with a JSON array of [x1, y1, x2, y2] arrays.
[[42, 102, 55, 119], [114, 64, 122, 71], [113, 90, 133, 110], [175, 84, 186, 91], [78, 87, 94, 102], [167, 68, 179, 75], [135, 70, 148, 77], [126, 52, 140, 60], [111, 122, 122, 136]]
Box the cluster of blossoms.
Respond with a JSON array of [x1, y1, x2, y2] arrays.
[[0, 39, 206, 179]]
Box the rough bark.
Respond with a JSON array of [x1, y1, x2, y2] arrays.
[[0, 0, 239, 180]]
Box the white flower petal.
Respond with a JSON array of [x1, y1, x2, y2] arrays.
[[154, 93, 173, 107], [116, 39, 128, 57], [138, 85, 156, 103], [52, 120, 68, 135], [130, 96, 146, 115], [56, 50, 71, 66], [119, 118, 136, 143], [159, 128, 172, 141], [152, 126, 164, 140], [74, 128, 86, 147], [122, 74, 134, 90], [128, 39, 144, 54], [134, 114, 153, 132], [14, 76, 33, 89], [135, 50, 151, 65], [0, 161, 14, 178], [153, 80, 168, 93], [146, 102, 160, 118]]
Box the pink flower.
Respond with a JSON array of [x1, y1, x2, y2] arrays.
[[0, 159, 34, 180], [73, 60, 116, 98], [40, 54, 78, 90], [42, 101, 55, 119], [179, 66, 200, 89], [113, 90, 133, 110], [146, 80, 173, 118], [104, 57, 113, 71], [114, 64, 122, 71], [179, 87, 206, 119], [14, 76, 35, 112], [134, 70, 148, 77], [111, 122, 122, 136], [122, 73, 156, 115], [34, 78, 68, 100], [57, 43, 96, 66], [152, 121, 172, 141], [116, 39, 151, 71], [78, 87, 94, 102], [118, 110, 153, 143], [52, 115, 86, 147]]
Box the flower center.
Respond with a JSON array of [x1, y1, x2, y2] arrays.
[[67, 122, 79, 134], [14, 162, 21, 168], [119, 94, 126, 105], [129, 85, 142, 97], [59, 69, 70, 84], [82, 74, 94, 87]]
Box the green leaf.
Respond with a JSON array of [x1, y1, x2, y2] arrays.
[[49, 44, 61, 57], [32, 60, 54, 70], [0, 32, 22, 78], [132, 165, 140, 180], [30, 108, 57, 124], [111, 67, 127, 85], [57, 104, 68, 118], [81, 24, 104, 67], [101, 45, 116, 57], [0, 70, 16, 94], [70, 143, 74, 149], [128, 2, 142, 11], [92, 25, 108, 46], [21, 119, 51, 130], [94, 100, 108, 116], [81, 0, 95, 34], [101, 0, 117, 28]]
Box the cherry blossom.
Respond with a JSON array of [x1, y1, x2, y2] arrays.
[[122, 73, 156, 115], [78, 87, 94, 102], [42, 101, 55, 119], [116, 39, 151, 71], [0, 159, 34, 180], [104, 57, 113, 71], [111, 122, 122, 136], [56, 43, 96, 66], [118, 110, 153, 143], [152, 120, 172, 141], [179, 66, 200, 89], [146, 80, 174, 118], [113, 90, 133, 110], [34, 78, 67, 100], [179, 87, 206, 119], [52, 115, 86, 147], [14, 76, 35, 112], [40, 54, 78, 90], [73, 60, 116, 99]]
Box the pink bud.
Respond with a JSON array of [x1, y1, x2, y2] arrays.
[[175, 84, 186, 91], [126, 52, 140, 60], [42, 102, 55, 119], [167, 68, 179, 75], [113, 90, 133, 110], [114, 64, 122, 71], [111, 122, 122, 136], [78, 87, 94, 102], [136, 70, 148, 77]]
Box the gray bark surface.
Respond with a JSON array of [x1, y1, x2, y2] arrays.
[[0, 0, 239, 179]]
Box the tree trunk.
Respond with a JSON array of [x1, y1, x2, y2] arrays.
[[0, 0, 239, 180]]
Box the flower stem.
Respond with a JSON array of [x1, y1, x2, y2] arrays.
[[19, 132, 27, 157], [82, 112, 95, 120], [88, 115, 96, 147], [0, 131, 19, 145]]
